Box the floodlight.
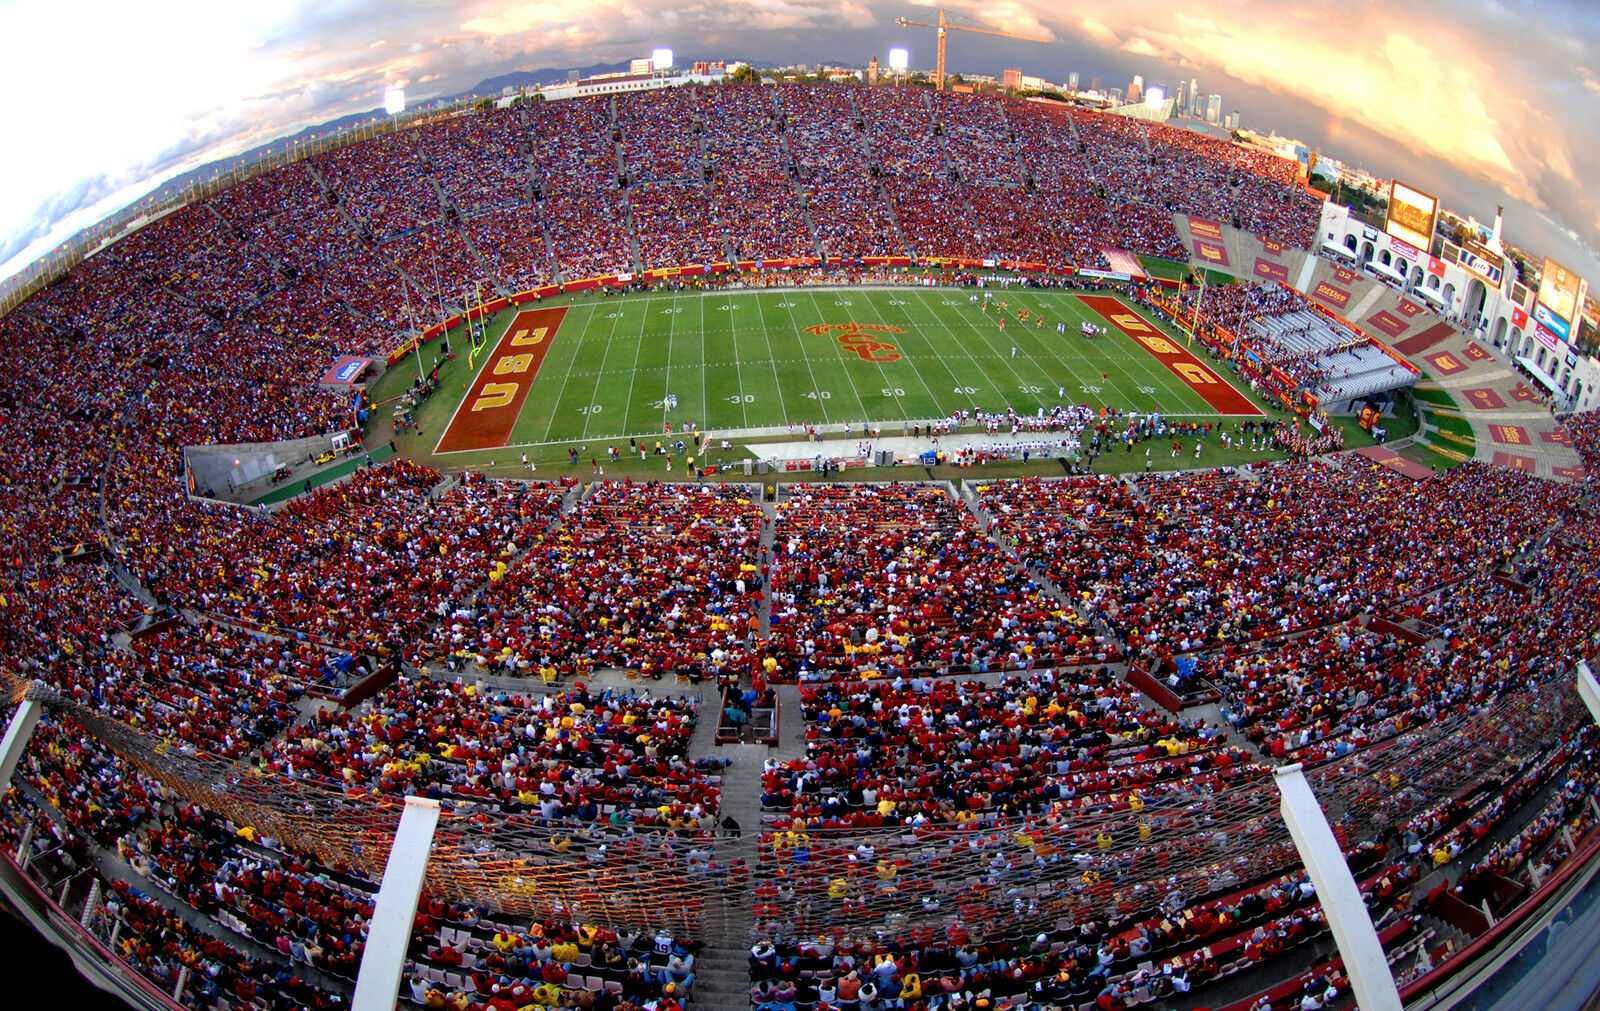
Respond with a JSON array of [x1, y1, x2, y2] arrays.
[[384, 88, 406, 115], [888, 47, 909, 71], [652, 48, 674, 71], [1144, 86, 1165, 109]]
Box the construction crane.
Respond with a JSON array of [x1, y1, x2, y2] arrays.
[[894, 8, 1049, 91]]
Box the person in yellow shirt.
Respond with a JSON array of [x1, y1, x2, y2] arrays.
[[551, 939, 579, 963], [900, 971, 923, 999]]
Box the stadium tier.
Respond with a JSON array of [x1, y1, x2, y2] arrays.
[[0, 81, 1597, 1011]]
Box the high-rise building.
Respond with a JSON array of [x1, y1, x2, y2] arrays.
[[868, 56, 878, 85], [1174, 81, 1187, 113], [1003, 68, 1023, 90], [1128, 75, 1143, 103], [1068, 71, 1079, 91], [1206, 93, 1223, 124], [1188, 78, 1200, 115], [1090, 77, 1102, 93]]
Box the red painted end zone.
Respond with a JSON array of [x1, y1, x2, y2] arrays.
[[1078, 296, 1262, 416], [435, 307, 567, 454]]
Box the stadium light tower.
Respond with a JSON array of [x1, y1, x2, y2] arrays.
[[888, 46, 909, 85], [384, 87, 406, 139]]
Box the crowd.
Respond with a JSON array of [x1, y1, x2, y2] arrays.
[[766, 483, 1109, 679], [0, 79, 1597, 1011], [979, 457, 1568, 661], [417, 481, 765, 682], [255, 675, 717, 825], [764, 666, 1254, 829]]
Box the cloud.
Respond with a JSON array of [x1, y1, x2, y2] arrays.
[[0, 174, 120, 268], [1029, 0, 1600, 256], [2, 0, 1597, 284]]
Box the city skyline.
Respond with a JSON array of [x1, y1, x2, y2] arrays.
[[2, 0, 1596, 288]]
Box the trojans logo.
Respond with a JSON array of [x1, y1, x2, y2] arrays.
[[802, 322, 904, 363]]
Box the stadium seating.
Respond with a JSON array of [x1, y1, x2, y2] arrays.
[[0, 80, 1597, 1011]]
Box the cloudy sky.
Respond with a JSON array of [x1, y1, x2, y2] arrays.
[[4, 0, 1598, 286]]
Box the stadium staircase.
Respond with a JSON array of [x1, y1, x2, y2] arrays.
[[536, 207, 563, 285], [454, 220, 508, 296], [961, 481, 1126, 651], [620, 198, 644, 274], [992, 100, 1036, 193], [770, 98, 827, 260], [845, 90, 915, 259]]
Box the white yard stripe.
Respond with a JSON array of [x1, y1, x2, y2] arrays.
[[539, 302, 597, 443], [751, 294, 793, 430], [776, 294, 834, 426]]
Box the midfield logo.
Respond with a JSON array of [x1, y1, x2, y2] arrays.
[[803, 322, 904, 363]]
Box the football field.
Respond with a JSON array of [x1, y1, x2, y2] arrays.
[[399, 285, 1266, 455]]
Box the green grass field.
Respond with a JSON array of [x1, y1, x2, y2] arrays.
[[369, 283, 1337, 475], [386, 288, 1259, 440]]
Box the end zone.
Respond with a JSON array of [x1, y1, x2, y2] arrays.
[[1078, 295, 1262, 415], [435, 307, 567, 454]]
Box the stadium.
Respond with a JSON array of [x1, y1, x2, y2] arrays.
[[0, 53, 1597, 1011]]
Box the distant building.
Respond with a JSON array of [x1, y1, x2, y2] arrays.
[[1003, 68, 1023, 90], [1090, 77, 1102, 92], [1068, 71, 1079, 91], [538, 68, 725, 101], [1174, 81, 1187, 113], [1128, 75, 1143, 103], [868, 56, 878, 84], [1188, 78, 1199, 115], [629, 58, 653, 75], [1206, 94, 1223, 124]]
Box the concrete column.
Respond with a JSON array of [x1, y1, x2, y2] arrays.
[[1578, 661, 1600, 726], [1275, 763, 1402, 1011], [351, 796, 442, 1011], [0, 698, 44, 789]]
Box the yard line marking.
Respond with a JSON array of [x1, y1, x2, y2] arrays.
[[579, 301, 626, 441], [777, 294, 835, 426], [752, 294, 794, 430], [537, 302, 595, 444]]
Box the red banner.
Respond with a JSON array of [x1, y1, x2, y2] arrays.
[[1253, 257, 1290, 283], [1365, 311, 1409, 338], [1187, 216, 1224, 242], [1193, 240, 1230, 267], [1310, 280, 1351, 310]]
